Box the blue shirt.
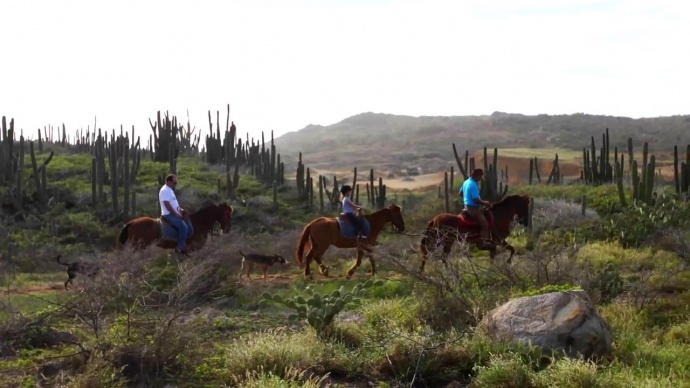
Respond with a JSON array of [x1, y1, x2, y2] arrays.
[[342, 197, 356, 213], [461, 178, 481, 207]]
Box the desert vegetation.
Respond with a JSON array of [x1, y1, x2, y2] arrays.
[[1, 110, 689, 387]]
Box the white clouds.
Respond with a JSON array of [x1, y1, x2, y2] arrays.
[[0, 0, 688, 143]]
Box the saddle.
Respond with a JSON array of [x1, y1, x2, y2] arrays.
[[337, 212, 363, 223], [159, 216, 182, 230], [458, 208, 494, 227]]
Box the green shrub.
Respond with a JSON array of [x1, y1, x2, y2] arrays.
[[260, 280, 384, 337]]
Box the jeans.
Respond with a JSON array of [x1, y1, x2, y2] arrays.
[[345, 212, 365, 236], [163, 214, 190, 251]]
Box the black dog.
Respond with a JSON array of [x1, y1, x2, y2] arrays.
[[56, 255, 99, 290]]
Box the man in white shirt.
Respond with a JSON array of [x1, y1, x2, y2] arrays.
[[159, 174, 190, 254]]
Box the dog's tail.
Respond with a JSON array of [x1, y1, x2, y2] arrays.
[[116, 223, 131, 250], [295, 224, 312, 266], [56, 255, 68, 266], [239, 249, 246, 259]]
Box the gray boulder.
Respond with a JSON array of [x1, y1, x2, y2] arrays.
[[480, 290, 612, 358]]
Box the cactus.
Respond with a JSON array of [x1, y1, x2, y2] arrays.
[[369, 168, 375, 207], [149, 111, 180, 165], [318, 175, 324, 213], [614, 158, 627, 207], [674, 145, 680, 194], [479, 147, 508, 201], [444, 171, 449, 212], [296, 152, 305, 197], [582, 129, 614, 185], [259, 279, 384, 336], [533, 157, 541, 183], [451, 143, 469, 179], [377, 177, 386, 209], [29, 141, 52, 211]]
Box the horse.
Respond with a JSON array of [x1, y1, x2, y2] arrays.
[[295, 204, 406, 279], [116, 202, 233, 253], [418, 194, 530, 271]]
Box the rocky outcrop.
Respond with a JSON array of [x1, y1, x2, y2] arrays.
[[480, 290, 612, 358]]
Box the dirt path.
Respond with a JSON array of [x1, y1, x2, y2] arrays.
[[0, 284, 64, 296]]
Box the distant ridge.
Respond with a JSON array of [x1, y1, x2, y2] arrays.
[[274, 111, 690, 173]]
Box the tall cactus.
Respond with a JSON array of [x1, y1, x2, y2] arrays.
[[479, 147, 508, 201]]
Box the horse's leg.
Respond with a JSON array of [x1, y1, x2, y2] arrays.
[[312, 248, 330, 277], [501, 240, 516, 264], [367, 251, 377, 277], [440, 236, 455, 268], [306, 244, 330, 279], [346, 248, 365, 279], [304, 245, 315, 280]]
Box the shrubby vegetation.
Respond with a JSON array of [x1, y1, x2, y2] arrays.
[[1, 152, 689, 387]]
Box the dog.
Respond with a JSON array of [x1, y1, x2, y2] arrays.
[[238, 249, 288, 281], [56, 255, 99, 290]]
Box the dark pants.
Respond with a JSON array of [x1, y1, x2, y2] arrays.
[[163, 214, 191, 251], [465, 206, 489, 241], [345, 212, 365, 236]]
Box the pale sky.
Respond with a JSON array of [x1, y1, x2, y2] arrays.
[[1, 0, 689, 144]]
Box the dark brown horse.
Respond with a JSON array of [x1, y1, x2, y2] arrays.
[[296, 204, 406, 279], [116, 203, 233, 252], [418, 194, 530, 271]]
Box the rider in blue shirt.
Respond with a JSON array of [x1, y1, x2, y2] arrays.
[[459, 168, 492, 246]]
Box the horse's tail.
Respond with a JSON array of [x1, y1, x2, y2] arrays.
[[295, 224, 312, 266], [116, 223, 131, 250]]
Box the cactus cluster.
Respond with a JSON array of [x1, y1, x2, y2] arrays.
[[299, 163, 386, 210], [673, 144, 690, 197], [626, 141, 656, 205], [367, 169, 387, 209], [582, 128, 614, 185], [205, 106, 285, 197], [91, 128, 142, 219], [0, 117, 54, 212], [259, 279, 384, 335], [451, 144, 508, 202]]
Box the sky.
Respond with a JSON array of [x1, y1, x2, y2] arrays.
[[1, 0, 689, 144]]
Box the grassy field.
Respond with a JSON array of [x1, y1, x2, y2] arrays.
[[1, 140, 690, 387]]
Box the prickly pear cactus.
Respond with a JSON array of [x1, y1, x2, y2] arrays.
[[259, 279, 384, 335]]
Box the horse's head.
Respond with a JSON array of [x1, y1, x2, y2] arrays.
[[217, 202, 233, 233], [387, 204, 406, 233]]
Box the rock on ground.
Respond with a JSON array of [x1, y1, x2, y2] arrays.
[[480, 290, 612, 358]]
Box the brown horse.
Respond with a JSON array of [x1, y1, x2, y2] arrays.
[[418, 194, 530, 271], [116, 202, 233, 252], [296, 204, 406, 279]]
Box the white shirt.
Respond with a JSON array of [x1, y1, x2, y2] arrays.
[[159, 185, 180, 216]]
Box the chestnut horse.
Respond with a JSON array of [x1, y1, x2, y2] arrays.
[[116, 202, 233, 252], [418, 194, 530, 271], [296, 204, 406, 279]]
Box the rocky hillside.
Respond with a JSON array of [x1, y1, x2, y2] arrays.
[[274, 111, 690, 173]]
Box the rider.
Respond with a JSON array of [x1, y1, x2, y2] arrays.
[[159, 174, 190, 254], [460, 168, 493, 247], [340, 185, 367, 240]]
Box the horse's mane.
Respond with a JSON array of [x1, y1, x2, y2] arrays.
[[491, 194, 528, 209]]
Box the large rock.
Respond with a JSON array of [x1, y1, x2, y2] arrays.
[[480, 290, 612, 358]]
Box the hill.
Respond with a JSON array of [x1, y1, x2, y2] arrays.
[[275, 112, 690, 184]]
